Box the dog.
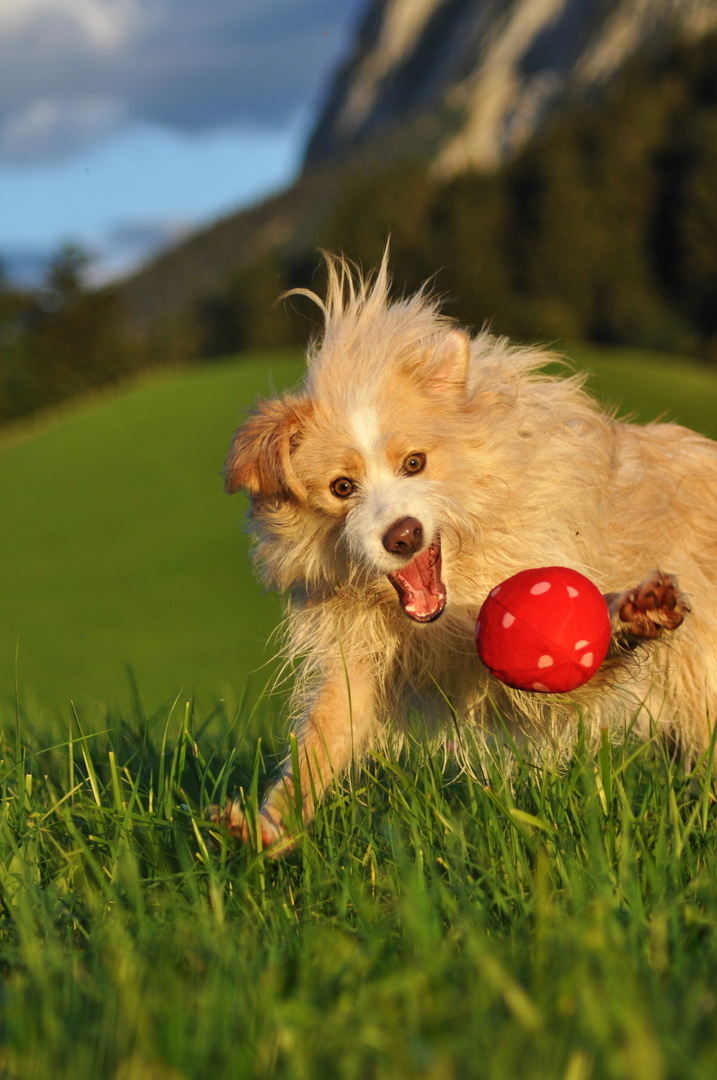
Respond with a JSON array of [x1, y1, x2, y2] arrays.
[[216, 252, 717, 852]]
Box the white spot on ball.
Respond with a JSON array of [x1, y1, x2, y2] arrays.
[[490, 586, 501, 597], [567, 585, 579, 598], [530, 581, 551, 595], [532, 682, 550, 692], [502, 612, 515, 628], [475, 621, 480, 637], [580, 652, 594, 668], [537, 655, 554, 668], [574, 639, 589, 650]]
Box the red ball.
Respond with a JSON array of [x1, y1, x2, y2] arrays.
[[475, 567, 612, 693]]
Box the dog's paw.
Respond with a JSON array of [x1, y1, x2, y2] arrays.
[[608, 571, 690, 640], [208, 799, 289, 853]]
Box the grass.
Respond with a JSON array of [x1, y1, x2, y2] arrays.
[[563, 342, 717, 439], [1, 699, 717, 1079], [0, 351, 303, 710], [3, 341, 717, 1077]]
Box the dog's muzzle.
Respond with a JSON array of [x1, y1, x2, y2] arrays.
[[385, 521, 446, 623]]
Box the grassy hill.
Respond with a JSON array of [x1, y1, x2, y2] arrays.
[[0, 352, 303, 713], [2, 341, 717, 713]]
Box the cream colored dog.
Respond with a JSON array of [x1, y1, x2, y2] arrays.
[[217, 254, 716, 851]]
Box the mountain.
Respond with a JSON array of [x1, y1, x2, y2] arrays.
[[305, 0, 717, 175], [118, 0, 717, 335]]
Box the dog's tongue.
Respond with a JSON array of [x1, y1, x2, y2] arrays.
[[388, 539, 446, 622]]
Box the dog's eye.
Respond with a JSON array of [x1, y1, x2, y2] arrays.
[[330, 477, 355, 498], [403, 452, 426, 475]]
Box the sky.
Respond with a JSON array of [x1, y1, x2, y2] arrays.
[[0, 0, 364, 286]]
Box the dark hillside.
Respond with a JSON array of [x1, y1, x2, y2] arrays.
[[172, 32, 717, 361]]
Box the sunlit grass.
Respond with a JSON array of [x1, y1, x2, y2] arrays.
[[0, 352, 302, 709]]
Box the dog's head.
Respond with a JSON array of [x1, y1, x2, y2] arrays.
[[224, 257, 481, 621]]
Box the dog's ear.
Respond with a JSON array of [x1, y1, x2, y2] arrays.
[[423, 329, 471, 396], [224, 396, 308, 501]]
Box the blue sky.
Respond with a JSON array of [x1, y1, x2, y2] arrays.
[[0, 0, 364, 285]]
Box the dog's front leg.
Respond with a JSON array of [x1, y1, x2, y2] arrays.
[[217, 659, 377, 853], [605, 570, 690, 641]]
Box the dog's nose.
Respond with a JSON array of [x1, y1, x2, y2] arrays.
[[382, 517, 424, 555]]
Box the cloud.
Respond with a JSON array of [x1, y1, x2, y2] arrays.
[[0, 98, 128, 164], [0, 0, 362, 165], [0, 0, 142, 50]]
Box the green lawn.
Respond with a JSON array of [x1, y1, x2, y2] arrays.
[[0, 352, 303, 711], [564, 341, 717, 439], [2, 343, 717, 1079]]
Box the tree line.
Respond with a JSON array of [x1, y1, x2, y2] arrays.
[[0, 247, 146, 425]]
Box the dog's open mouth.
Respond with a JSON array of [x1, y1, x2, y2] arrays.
[[387, 536, 446, 622]]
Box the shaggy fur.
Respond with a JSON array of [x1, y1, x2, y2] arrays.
[[217, 253, 716, 851]]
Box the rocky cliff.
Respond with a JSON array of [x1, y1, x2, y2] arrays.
[[305, 0, 717, 175]]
